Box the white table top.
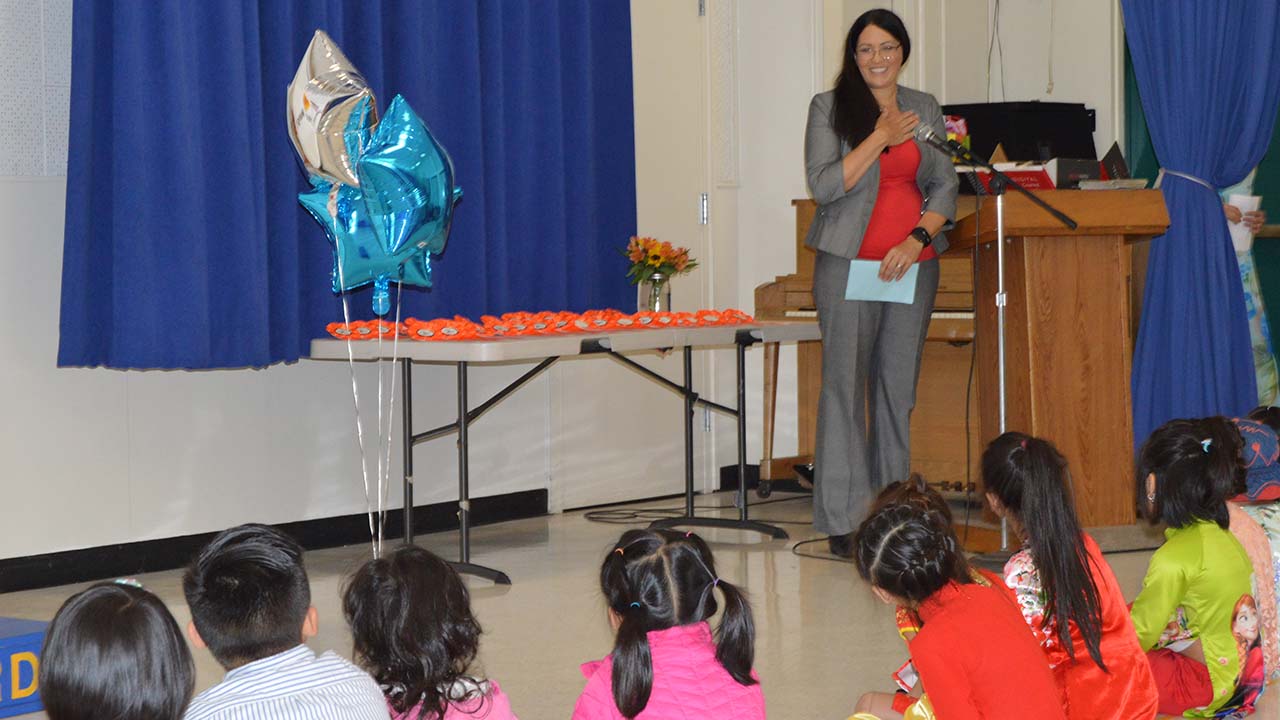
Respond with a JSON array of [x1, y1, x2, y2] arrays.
[[309, 321, 820, 363]]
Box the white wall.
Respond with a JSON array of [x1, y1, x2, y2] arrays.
[[824, 1, 1124, 152]]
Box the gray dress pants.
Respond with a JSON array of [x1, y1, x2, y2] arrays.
[[811, 251, 939, 536]]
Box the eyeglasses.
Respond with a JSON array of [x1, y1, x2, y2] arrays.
[[856, 42, 901, 61]]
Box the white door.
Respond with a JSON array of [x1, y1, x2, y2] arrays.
[[550, 0, 711, 510]]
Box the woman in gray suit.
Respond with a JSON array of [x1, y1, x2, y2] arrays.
[[803, 9, 959, 557]]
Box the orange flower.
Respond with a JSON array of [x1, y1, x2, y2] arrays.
[[626, 236, 647, 263], [326, 321, 361, 339], [404, 316, 482, 340]]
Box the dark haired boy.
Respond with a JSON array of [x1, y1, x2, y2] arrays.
[[182, 524, 386, 720]]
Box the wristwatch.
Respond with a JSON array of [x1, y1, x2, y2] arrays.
[[909, 226, 933, 248]]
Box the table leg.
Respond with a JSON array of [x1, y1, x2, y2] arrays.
[[451, 360, 511, 584], [683, 346, 695, 516], [736, 339, 748, 522], [761, 342, 778, 480], [648, 340, 788, 540], [401, 358, 414, 544]]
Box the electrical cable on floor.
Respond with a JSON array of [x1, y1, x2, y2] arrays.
[[791, 537, 854, 564], [581, 493, 811, 525], [579, 481, 1161, 563]]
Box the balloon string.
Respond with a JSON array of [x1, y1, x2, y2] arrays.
[[330, 194, 376, 557], [379, 282, 404, 555], [376, 300, 384, 558]]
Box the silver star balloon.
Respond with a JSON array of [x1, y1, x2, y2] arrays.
[[286, 30, 378, 187]]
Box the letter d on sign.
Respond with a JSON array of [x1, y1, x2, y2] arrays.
[[10, 652, 36, 700]]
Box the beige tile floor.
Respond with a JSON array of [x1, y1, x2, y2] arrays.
[[1, 492, 1275, 719]]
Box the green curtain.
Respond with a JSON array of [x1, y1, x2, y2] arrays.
[[1124, 43, 1160, 184]]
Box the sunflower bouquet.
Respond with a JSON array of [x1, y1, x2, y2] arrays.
[[624, 236, 698, 285]]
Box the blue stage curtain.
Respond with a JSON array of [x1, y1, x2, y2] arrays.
[[58, 1, 636, 369], [1122, 0, 1280, 446]]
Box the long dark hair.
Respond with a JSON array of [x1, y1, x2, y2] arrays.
[[40, 582, 196, 720], [853, 503, 970, 605], [602, 529, 756, 718], [342, 545, 484, 720], [832, 9, 912, 149], [1138, 416, 1243, 529], [982, 432, 1107, 671]]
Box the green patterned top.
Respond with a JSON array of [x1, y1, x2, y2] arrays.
[[1130, 520, 1256, 717]]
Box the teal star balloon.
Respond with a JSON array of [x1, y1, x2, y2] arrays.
[[358, 94, 463, 257], [297, 94, 460, 316], [298, 179, 433, 315]]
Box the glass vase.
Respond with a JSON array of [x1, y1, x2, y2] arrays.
[[639, 271, 672, 313]]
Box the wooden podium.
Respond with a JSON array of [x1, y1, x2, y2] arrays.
[[952, 189, 1169, 528]]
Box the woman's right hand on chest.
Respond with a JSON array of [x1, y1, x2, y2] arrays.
[[875, 107, 919, 147]]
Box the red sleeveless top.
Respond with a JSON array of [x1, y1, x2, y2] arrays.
[[856, 141, 934, 262]]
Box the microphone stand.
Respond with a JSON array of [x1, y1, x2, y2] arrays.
[[930, 138, 1077, 556]]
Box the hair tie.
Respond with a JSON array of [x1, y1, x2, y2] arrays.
[[113, 577, 143, 589], [1019, 439, 1028, 449], [713, 578, 720, 587], [685, 531, 693, 538], [1201, 438, 1213, 453], [629, 601, 641, 609], [614, 548, 624, 556]]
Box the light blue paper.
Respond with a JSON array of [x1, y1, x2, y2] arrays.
[[844, 259, 918, 303]]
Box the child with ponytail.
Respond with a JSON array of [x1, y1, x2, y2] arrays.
[[572, 529, 764, 720], [851, 503, 1065, 719], [1132, 417, 1262, 717], [856, 475, 1015, 719], [982, 432, 1158, 718]]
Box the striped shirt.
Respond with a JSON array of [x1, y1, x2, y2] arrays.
[[184, 645, 388, 720]]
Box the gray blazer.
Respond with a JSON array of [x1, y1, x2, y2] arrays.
[[803, 86, 959, 259]]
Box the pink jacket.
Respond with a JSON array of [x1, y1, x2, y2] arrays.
[[571, 622, 765, 719], [390, 680, 518, 720]]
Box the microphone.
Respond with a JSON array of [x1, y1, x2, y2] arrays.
[[913, 123, 968, 159]]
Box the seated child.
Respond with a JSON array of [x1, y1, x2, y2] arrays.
[[39, 579, 195, 720], [982, 432, 1158, 718], [1132, 417, 1263, 717], [1235, 408, 1280, 502], [572, 529, 764, 719], [342, 545, 518, 719], [852, 503, 1066, 719], [1235, 407, 1280, 679], [858, 474, 1009, 718], [182, 523, 387, 720]]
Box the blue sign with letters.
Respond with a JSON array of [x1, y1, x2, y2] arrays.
[[0, 618, 47, 718]]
